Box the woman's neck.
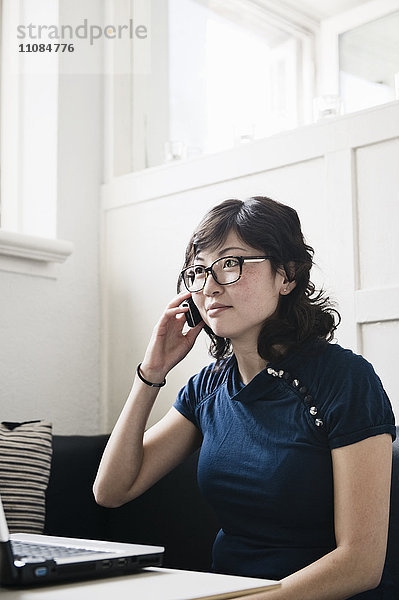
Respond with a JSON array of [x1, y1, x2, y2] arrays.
[[233, 346, 268, 385]]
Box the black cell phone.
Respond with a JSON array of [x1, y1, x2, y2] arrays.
[[182, 297, 203, 328]]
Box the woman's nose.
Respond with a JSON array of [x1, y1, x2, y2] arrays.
[[203, 271, 221, 295]]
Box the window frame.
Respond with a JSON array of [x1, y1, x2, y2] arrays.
[[0, 0, 73, 278], [317, 0, 399, 96], [105, 0, 318, 176]]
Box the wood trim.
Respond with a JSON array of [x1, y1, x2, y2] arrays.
[[355, 288, 399, 323], [102, 102, 399, 211]]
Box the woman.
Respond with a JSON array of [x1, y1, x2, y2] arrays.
[[94, 196, 396, 599]]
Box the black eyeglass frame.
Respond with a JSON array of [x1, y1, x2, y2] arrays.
[[180, 255, 273, 293]]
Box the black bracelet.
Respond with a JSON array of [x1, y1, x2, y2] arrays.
[[136, 363, 166, 388]]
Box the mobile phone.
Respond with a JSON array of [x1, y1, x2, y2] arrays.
[[182, 297, 203, 328]]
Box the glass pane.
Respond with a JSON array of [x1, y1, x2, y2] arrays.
[[168, 0, 300, 160], [339, 11, 399, 113]]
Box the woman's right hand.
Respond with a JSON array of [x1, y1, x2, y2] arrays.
[[140, 291, 204, 383]]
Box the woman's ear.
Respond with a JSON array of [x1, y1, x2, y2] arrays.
[[280, 278, 297, 295], [280, 263, 297, 295]]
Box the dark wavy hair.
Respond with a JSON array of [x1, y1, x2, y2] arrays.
[[178, 196, 340, 363]]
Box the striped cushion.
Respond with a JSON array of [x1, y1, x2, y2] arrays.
[[0, 421, 52, 533]]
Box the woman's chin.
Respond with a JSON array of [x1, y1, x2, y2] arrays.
[[207, 323, 235, 339], [204, 316, 238, 340]]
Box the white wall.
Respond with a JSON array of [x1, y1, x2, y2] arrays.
[[101, 102, 399, 432], [0, 0, 103, 435]]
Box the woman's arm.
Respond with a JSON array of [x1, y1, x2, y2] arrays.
[[236, 433, 393, 600], [93, 291, 203, 508]]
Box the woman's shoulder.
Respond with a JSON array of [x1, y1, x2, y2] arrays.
[[300, 341, 395, 448], [293, 339, 378, 379], [298, 340, 392, 412], [185, 356, 235, 400], [282, 339, 387, 405], [314, 341, 381, 382]]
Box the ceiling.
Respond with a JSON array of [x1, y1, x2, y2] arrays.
[[277, 0, 374, 20]]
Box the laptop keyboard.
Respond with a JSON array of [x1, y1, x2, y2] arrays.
[[11, 540, 108, 561]]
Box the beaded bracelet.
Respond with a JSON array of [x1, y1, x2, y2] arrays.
[[136, 363, 166, 388]]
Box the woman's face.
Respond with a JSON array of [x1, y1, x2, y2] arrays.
[[192, 230, 289, 347]]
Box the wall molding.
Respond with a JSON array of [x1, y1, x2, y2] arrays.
[[355, 287, 399, 324], [102, 102, 399, 212], [0, 230, 73, 278]]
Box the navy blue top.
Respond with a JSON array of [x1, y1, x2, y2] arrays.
[[173, 341, 396, 599]]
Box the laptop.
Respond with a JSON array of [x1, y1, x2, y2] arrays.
[[0, 495, 164, 586]]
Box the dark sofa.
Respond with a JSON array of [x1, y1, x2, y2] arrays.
[[44, 430, 399, 588], [44, 435, 219, 572]]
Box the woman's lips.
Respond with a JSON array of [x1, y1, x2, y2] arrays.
[[207, 304, 231, 316]]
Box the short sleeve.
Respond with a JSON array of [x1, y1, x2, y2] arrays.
[[173, 376, 201, 430], [173, 361, 225, 432], [317, 353, 396, 450]]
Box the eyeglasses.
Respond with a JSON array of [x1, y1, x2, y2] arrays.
[[180, 255, 272, 293]]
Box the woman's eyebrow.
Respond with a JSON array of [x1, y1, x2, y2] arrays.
[[195, 247, 248, 263], [218, 246, 247, 256]]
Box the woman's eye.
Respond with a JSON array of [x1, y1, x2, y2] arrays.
[[194, 266, 205, 276], [223, 258, 239, 269]]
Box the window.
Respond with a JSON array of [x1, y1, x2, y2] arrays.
[[113, 0, 399, 175], [0, 0, 58, 238], [0, 0, 72, 277], [339, 10, 399, 113], [167, 0, 314, 159], [0, 0, 2, 227], [318, 0, 399, 113]]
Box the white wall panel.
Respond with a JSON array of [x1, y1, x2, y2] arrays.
[[361, 321, 399, 416], [356, 138, 399, 290], [352, 136, 399, 421]]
